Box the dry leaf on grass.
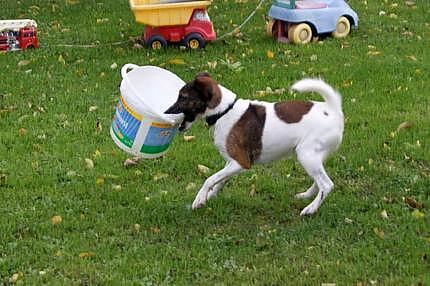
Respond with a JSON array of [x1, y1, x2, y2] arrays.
[[404, 196, 423, 209], [185, 182, 197, 191], [112, 184, 122, 191], [396, 121, 412, 132], [183, 135, 195, 142], [124, 157, 140, 168], [411, 209, 425, 219], [51, 215, 62, 225], [169, 58, 186, 65], [373, 227, 385, 239], [381, 210, 388, 219], [197, 164, 210, 175], [153, 173, 168, 181], [84, 158, 94, 169], [79, 252, 95, 258]]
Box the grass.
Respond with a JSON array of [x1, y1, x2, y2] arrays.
[[1, 0, 429, 284]]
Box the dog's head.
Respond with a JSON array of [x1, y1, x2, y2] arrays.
[[165, 72, 221, 131]]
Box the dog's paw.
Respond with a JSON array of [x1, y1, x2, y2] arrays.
[[300, 203, 319, 216], [191, 194, 207, 210]]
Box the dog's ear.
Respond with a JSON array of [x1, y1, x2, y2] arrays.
[[193, 73, 214, 101], [192, 72, 222, 108]]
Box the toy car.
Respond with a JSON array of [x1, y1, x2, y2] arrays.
[[129, 0, 216, 49], [267, 0, 358, 44], [0, 19, 38, 52]]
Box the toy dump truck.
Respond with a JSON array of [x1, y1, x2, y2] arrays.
[[267, 0, 358, 44], [0, 19, 38, 52], [129, 0, 216, 49]]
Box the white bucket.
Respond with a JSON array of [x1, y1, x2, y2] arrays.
[[110, 64, 184, 158]]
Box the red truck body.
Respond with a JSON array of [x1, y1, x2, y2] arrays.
[[143, 9, 216, 49], [0, 21, 38, 52]]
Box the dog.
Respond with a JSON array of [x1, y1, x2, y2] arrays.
[[165, 73, 344, 216]]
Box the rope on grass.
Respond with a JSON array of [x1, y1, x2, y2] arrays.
[[43, 0, 267, 48], [217, 0, 267, 41]]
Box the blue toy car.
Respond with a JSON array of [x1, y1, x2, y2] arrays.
[[267, 0, 358, 44]]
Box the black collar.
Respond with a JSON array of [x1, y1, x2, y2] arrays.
[[205, 99, 238, 126]]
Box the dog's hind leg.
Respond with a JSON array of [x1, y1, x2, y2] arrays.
[[296, 149, 334, 216], [295, 182, 318, 199], [192, 160, 243, 209]]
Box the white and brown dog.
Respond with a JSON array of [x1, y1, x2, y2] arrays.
[[165, 73, 344, 216]]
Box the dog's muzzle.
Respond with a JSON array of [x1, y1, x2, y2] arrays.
[[165, 104, 193, 132]]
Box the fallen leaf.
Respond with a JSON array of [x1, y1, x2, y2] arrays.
[[373, 227, 385, 239], [95, 177, 104, 186], [18, 60, 30, 67], [185, 182, 197, 191], [134, 223, 141, 232], [84, 158, 94, 169], [112, 184, 122, 191], [151, 227, 161, 234], [96, 18, 109, 24], [110, 62, 118, 69], [411, 209, 425, 219], [367, 50, 381, 56], [18, 128, 28, 136], [89, 106, 98, 112], [95, 120, 102, 133], [153, 173, 168, 181], [93, 149, 101, 158], [207, 61, 217, 69], [11, 273, 20, 283], [58, 54, 66, 65], [381, 210, 388, 219], [168, 58, 186, 65], [344, 217, 354, 224], [51, 215, 62, 225], [183, 135, 195, 142], [396, 121, 412, 132], [79, 252, 95, 258], [124, 157, 140, 168], [405, 196, 423, 209], [197, 164, 210, 175], [407, 55, 417, 61]]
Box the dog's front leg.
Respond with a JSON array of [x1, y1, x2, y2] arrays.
[[192, 160, 243, 209]]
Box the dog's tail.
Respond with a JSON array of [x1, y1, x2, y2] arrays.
[[291, 78, 342, 114]]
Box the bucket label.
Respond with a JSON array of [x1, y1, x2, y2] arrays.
[[111, 97, 142, 148], [141, 123, 178, 154]]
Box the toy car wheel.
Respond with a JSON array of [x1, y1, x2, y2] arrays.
[[266, 19, 277, 37], [288, 23, 312, 44], [146, 35, 167, 50], [184, 33, 205, 49], [332, 16, 351, 38]]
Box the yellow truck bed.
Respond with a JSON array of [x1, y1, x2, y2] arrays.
[[129, 0, 212, 27]]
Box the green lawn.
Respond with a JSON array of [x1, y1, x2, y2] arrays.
[[1, 0, 429, 284]]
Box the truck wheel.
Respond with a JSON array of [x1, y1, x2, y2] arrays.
[[332, 16, 351, 38], [266, 19, 277, 37], [288, 23, 312, 44], [184, 33, 205, 49], [146, 35, 167, 50]]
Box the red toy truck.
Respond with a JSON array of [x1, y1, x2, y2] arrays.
[[0, 19, 38, 52], [129, 0, 216, 49]]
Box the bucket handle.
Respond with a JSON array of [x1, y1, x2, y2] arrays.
[[121, 63, 140, 79], [119, 63, 181, 125]]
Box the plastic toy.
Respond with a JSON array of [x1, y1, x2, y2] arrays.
[[129, 0, 216, 49], [267, 0, 358, 44], [0, 19, 38, 52]]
